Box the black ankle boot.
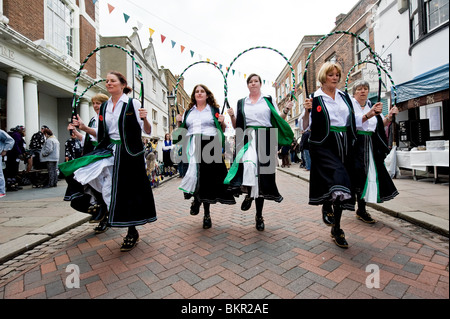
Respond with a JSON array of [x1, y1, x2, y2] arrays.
[[255, 215, 265, 231], [203, 215, 212, 229], [322, 203, 335, 226], [190, 200, 201, 215], [331, 227, 348, 248]]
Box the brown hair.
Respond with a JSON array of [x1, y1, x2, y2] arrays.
[[42, 128, 53, 136], [108, 71, 132, 94], [247, 73, 262, 85], [187, 84, 220, 110]]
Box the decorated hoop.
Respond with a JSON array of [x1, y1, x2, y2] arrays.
[[72, 44, 144, 119], [173, 60, 226, 114], [301, 31, 386, 102], [344, 60, 397, 106], [75, 78, 106, 106], [223, 46, 296, 114]]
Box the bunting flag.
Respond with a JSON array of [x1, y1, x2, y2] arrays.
[[93, 0, 98, 4], [102, 3, 276, 86]]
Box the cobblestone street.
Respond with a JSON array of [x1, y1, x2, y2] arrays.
[[0, 172, 448, 302]]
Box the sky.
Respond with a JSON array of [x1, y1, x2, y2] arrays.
[[98, 0, 359, 114]]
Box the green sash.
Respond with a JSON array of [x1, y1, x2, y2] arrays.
[[264, 97, 294, 146], [58, 139, 120, 177]]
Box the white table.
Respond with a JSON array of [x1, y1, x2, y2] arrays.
[[396, 150, 449, 183]]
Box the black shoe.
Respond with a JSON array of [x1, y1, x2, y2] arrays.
[[322, 204, 335, 226], [241, 196, 253, 211], [120, 233, 139, 252], [356, 209, 376, 224], [89, 204, 107, 223], [94, 220, 109, 234], [203, 215, 212, 229], [190, 200, 201, 215], [331, 228, 349, 248], [255, 216, 265, 231]]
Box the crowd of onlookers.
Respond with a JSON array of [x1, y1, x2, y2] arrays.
[[277, 130, 311, 170], [1, 125, 62, 197]]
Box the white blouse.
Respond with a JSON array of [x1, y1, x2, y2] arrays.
[[242, 94, 278, 127], [183, 104, 218, 136], [95, 94, 148, 140], [352, 97, 385, 132], [313, 88, 350, 127]]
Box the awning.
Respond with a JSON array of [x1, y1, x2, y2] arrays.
[[392, 63, 449, 103]]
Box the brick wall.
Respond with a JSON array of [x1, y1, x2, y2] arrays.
[[3, 0, 44, 41], [79, 16, 97, 77], [307, 0, 378, 94], [84, 0, 96, 21]]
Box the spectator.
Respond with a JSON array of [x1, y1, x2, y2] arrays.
[[5, 125, 26, 191], [0, 129, 15, 198], [64, 125, 83, 162], [29, 125, 48, 169], [299, 129, 311, 171], [162, 133, 174, 176], [40, 128, 60, 188]]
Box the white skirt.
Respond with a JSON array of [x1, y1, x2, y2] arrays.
[[73, 144, 117, 210]]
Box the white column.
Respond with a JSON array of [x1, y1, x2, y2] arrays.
[[6, 70, 25, 131], [79, 98, 90, 124], [24, 77, 39, 146]]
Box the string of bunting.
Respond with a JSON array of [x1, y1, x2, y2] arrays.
[[97, 0, 275, 86]]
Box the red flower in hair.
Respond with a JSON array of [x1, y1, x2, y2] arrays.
[[215, 113, 220, 118], [316, 106, 322, 113], [99, 115, 104, 121]]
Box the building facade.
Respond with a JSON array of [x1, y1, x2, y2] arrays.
[[0, 0, 105, 163], [100, 31, 171, 161], [374, 0, 449, 147], [162, 68, 189, 135], [274, 35, 323, 139]]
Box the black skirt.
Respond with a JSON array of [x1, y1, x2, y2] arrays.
[[309, 131, 355, 211], [227, 128, 283, 202], [185, 135, 236, 205], [353, 134, 399, 202]]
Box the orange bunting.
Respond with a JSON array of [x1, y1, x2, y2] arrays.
[[107, 3, 115, 13]]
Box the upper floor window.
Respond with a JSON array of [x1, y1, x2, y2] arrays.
[[410, 0, 449, 43], [427, 0, 449, 31], [46, 0, 73, 57], [355, 28, 370, 63]]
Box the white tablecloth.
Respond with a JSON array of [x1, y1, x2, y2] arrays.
[[396, 150, 449, 171]]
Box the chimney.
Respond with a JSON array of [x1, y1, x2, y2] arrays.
[[335, 13, 346, 26]]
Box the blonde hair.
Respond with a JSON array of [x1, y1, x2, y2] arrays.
[[317, 62, 342, 85], [91, 93, 109, 104]]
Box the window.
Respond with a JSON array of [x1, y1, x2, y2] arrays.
[[427, 0, 449, 31], [46, 0, 73, 56], [297, 61, 303, 82], [355, 28, 370, 62], [410, 0, 449, 43]]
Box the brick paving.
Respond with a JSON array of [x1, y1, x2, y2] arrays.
[[0, 172, 448, 300]]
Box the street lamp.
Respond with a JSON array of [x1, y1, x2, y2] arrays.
[[167, 93, 176, 132], [171, 109, 176, 130]]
